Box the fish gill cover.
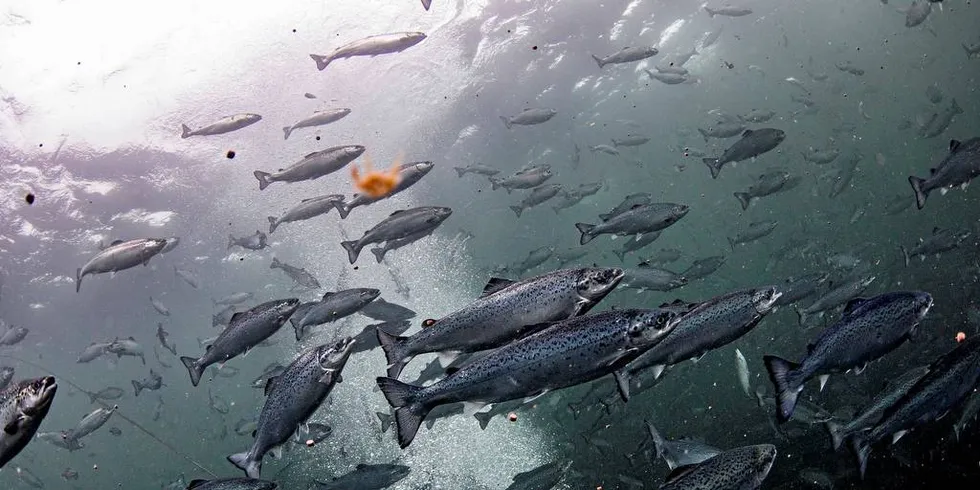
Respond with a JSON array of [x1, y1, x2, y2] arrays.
[[0, 0, 978, 488]]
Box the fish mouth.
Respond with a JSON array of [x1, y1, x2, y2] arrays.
[[754, 287, 783, 313]]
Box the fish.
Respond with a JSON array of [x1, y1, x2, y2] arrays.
[[900, 227, 970, 266], [576, 202, 689, 245], [612, 135, 651, 147], [964, 42, 980, 58], [340, 207, 453, 264], [624, 286, 781, 389], [772, 273, 829, 308], [504, 461, 569, 490], [655, 65, 690, 75], [850, 335, 980, 478], [454, 163, 499, 177], [551, 190, 588, 213], [682, 256, 726, 281], [765, 291, 933, 423], [181, 299, 300, 386], [290, 289, 380, 341], [589, 144, 620, 155], [37, 431, 84, 451], [702, 27, 724, 49], [835, 60, 865, 76], [228, 338, 354, 478], [659, 444, 776, 490], [591, 46, 659, 68], [210, 365, 240, 378], [334, 161, 434, 218], [953, 389, 980, 441], [794, 274, 875, 325], [380, 268, 623, 378], [905, 0, 932, 27], [510, 184, 562, 217], [310, 463, 411, 490], [728, 221, 778, 249], [703, 128, 787, 179], [646, 70, 689, 85], [61, 468, 79, 480], [250, 363, 286, 390], [698, 120, 746, 141], [107, 337, 146, 365], [85, 386, 123, 404], [174, 266, 200, 289], [620, 266, 687, 292], [282, 108, 351, 140], [253, 145, 366, 190], [76, 238, 169, 292], [918, 99, 963, 138], [156, 323, 177, 356], [612, 232, 662, 262], [647, 421, 722, 470], [359, 298, 416, 323], [600, 193, 652, 221], [738, 110, 776, 123], [802, 146, 840, 165], [0, 326, 28, 346], [909, 137, 980, 209], [501, 246, 555, 275], [0, 377, 57, 467], [829, 151, 862, 198], [182, 478, 277, 490], [377, 308, 680, 447], [310, 32, 427, 70], [472, 399, 526, 430], [638, 248, 682, 267], [132, 369, 164, 397], [213, 293, 253, 306], [369, 226, 439, 263], [180, 114, 262, 138], [149, 296, 170, 316], [925, 84, 943, 104], [554, 248, 589, 267], [734, 170, 800, 210], [65, 405, 116, 443], [736, 349, 751, 397], [704, 5, 754, 17], [824, 365, 928, 450], [208, 388, 230, 414], [227, 231, 268, 251], [267, 194, 344, 233], [270, 257, 321, 289], [500, 108, 557, 129], [13, 467, 43, 489]]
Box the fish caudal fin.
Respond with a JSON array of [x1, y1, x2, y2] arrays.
[[267, 217, 279, 234], [75, 268, 83, 293], [474, 410, 493, 430], [180, 356, 204, 387], [227, 451, 261, 479], [330, 199, 351, 219], [734, 192, 752, 210], [591, 54, 605, 68], [763, 355, 802, 423], [377, 328, 411, 379], [499, 116, 512, 129], [282, 126, 292, 140], [340, 240, 362, 264], [453, 167, 467, 178], [370, 248, 386, 263], [180, 124, 192, 139], [646, 420, 666, 461], [613, 249, 626, 262], [825, 420, 847, 451], [703, 158, 723, 179], [850, 434, 872, 480], [132, 380, 143, 397], [509, 206, 524, 218], [575, 223, 597, 245], [908, 175, 929, 209], [253, 171, 273, 191], [376, 377, 428, 449], [704, 7, 716, 17], [488, 177, 501, 190], [310, 54, 330, 71], [421, 0, 432, 11], [291, 319, 306, 342]]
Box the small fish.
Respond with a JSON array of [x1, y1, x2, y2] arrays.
[[835, 60, 865, 76], [253, 145, 366, 190], [208, 388, 230, 414], [454, 163, 500, 178], [76, 238, 169, 292], [180, 114, 261, 138], [340, 207, 452, 264], [227, 231, 268, 251], [908, 137, 979, 209], [107, 337, 146, 365], [0, 326, 28, 346], [728, 220, 778, 249], [576, 203, 689, 245], [65, 405, 117, 442], [309, 464, 411, 490], [270, 257, 321, 289], [704, 5, 753, 17], [647, 421, 722, 470], [703, 128, 786, 179], [132, 369, 164, 397], [611, 135, 651, 147], [510, 184, 562, 218], [282, 108, 351, 140], [174, 266, 200, 289], [108, 426, 122, 436], [735, 348, 751, 397], [500, 108, 557, 129], [310, 32, 427, 70], [591, 46, 659, 68], [156, 323, 177, 356], [149, 296, 170, 316], [905, 0, 932, 27]]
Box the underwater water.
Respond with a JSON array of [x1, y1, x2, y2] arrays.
[[1, 0, 979, 488]]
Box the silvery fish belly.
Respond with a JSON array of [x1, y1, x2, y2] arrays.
[[660, 444, 776, 490]]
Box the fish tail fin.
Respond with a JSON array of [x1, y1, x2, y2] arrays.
[[453, 167, 467, 178], [763, 355, 801, 423], [591, 54, 605, 68], [575, 223, 597, 245], [376, 377, 429, 448], [180, 124, 192, 139], [376, 411, 393, 433], [488, 177, 501, 190], [270, 257, 281, 269], [734, 192, 751, 210], [509, 205, 523, 218], [340, 240, 362, 264], [825, 420, 847, 451], [75, 268, 82, 293], [646, 419, 666, 461], [310, 54, 330, 71], [727, 236, 736, 251], [850, 434, 871, 480], [703, 158, 723, 179], [421, 0, 432, 10], [951, 98, 963, 114], [132, 380, 143, 397], [908, 175, 928, 209], [613, 250, 625, 262], [282, 126, 292, 140], [291, 319, 306, 342], [697, 127, 709, 142], [499, 116, 512, 129], [900, 246, 910, 267], [267, 217, 279, 234], [377, 329, 411, 379], [253, 170, 272, 190], [474, 410, 493, 430], [180, 356, 203, 387], [370, 248, 386, 263], [333, 200, 352, 220], [704, 7, 716, 17], [227, 235, 235, 249], [227, 451, 261, 479]]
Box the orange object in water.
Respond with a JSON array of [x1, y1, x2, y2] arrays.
[[956, 331, 966, 342], [508, 412, 518, 422], [351, 152, 402, 198]]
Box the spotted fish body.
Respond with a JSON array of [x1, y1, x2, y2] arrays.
[[575, 202, 689, 245], [908, 137, 980, 208], [660, 444, 776, 490], [228, 338, 354, 479], [851, 335, 980, 478], [625, 286, 781, 385], [340, 207, 453, 264], [290, 288, 380, 341], [334, 161, 434, 219], [0, 376, 57, 468], [378, 267, 625, 379], [795, 274, 875, 325], [765, 291, 933, 423], [824, 365, 928, 450], [377, 308, 680, 448]]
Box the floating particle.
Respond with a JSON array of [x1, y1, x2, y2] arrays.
[[957, 332, 966, 342], [25, 193, 34, 205], [226, 150, 236, 159]]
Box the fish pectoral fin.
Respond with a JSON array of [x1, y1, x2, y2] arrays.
[[523, 391, 549, 405], [463, 401, 489, 417], [613, 371, 630, 402], [891, 430, 908, 444], [3, 416, 22, 435], [818, 374, 830, 391], [651, 364, 667, 380], [317, 369, 337, 385], [270, 445, 283, 459]]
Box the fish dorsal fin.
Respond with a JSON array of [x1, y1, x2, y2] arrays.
[[630, 204, 644, 210], [389, 210, 407, 217], [188, 480, 210, 489], [110, 239, 124, 246], [128, 336, 135, 341], [638, 261, 650, 269], [949, 139, 962, 153], [842, 297, 869, 316], [304, 151, 319, 159], [229, 312, 245, 323], [301, 197, 316, 202], [322, 292, 335, 300], [663, 464, 699, 485], [480, 277, 516, 298], [264, 376, 279, 396], [742, 129, 754, 137]]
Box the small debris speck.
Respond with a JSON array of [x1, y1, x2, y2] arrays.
[[25, 193, 35, 205], [226, 150, 236, 159]]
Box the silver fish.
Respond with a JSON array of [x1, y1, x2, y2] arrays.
[[600, 193, 653, 221], [227, 231, 268, 251], [704, 5, 753, 17], [253, 145, 366, 190], [174, 266, 200, 289], [334, 161, 435, 219], [76, 238, 168, 292], [908, 137, 979, 209], [612, 135, 650, 147], [621, 265, 686, 293], [149, 297, 170, 316], [182, 478, 277, 490], [156, 323, 177, 356], [0, 326, 28, 346], [0, 377, 57, 468], [270, 257, 320, 289], [310, 32, 426, 70], [106, 337, 146, 365], [703, 128, 787, 179], [647, 420, 722, 470], [612, 232, 662, 262], [900, 227, 970, 266], [309, 463, 410, 490], [282, 108, 351, 140], [728, 221, 778, 249], [489, 168, 553, 193], [575, 202, 689, 245], [591, 46, 659, 68], [794, 274, 875, 325], [453, 163, 499, 178], [65, 405, 116, 442], [180, 114, 261, 139], [340, 207, 452, 264], [132, 369, 164, 397], [500, 108, 557, 129], [824, 365, 928, 450], [267, 195, 344, 233], [290, 288, 380, 341], [510, 184, 562, 217], [734, 170, 800, 210]]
